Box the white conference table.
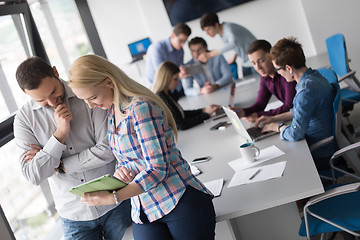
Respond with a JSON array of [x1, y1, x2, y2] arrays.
[[177, 76, 324, 240]]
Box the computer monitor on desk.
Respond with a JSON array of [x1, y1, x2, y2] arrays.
[[128, 38, 151, 63]]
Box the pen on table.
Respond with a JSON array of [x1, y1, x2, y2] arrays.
[[249, 168, 262, 180]]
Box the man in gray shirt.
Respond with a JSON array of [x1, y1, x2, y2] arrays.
[[13, 57, 131, 240], [199, 13, 256, 77]]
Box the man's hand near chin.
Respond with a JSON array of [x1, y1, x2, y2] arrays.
[[53, 104, 72, 144]]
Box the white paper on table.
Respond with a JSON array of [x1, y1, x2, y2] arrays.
[[228, 161, 287, 187], [235, 77, 256, 87], [190, 164, 201, 176], [264, 100, 283, 111], [228, 145, 285, 172], [204, 178, 224, 197]]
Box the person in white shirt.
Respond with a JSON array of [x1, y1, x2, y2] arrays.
[[14, 56, 131, 240]]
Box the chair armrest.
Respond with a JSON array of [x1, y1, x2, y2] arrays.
[[305, 182, 360, 207], [330, 141, 360, 181], [341, 98, 359, 103], [309, 136, 334, 152], [338, 71, 356, 82], [331, 141, 360, 159]]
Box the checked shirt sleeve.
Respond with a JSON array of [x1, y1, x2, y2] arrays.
[[131, 102, 171, 192]]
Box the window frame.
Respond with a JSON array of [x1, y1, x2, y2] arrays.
[[0, 0, 106, 237]]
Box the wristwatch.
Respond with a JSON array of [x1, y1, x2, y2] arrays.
[[278, 122, 285, 132]]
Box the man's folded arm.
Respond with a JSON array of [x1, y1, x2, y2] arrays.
[[14, 116, 65, 185]]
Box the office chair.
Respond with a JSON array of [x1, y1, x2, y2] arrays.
[[309, 69, 339, 154], [313, 68, 360, 177], [299, 141, 360, 239], [326, 33, 360, 142], [309, 69, 342, 182]]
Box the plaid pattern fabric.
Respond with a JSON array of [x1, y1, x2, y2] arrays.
[[108, 100, 212, 223]]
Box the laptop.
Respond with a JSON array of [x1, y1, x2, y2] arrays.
[[128, 37, 151, 63], [222, 106, 277, 142]]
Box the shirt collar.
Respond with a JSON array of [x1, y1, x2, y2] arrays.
[[298, 68, 314, 84], [296, 68, 314, 90], [165, 37, 177, 52], [263, 71, 281, 82], [30, 78, 76, 110]]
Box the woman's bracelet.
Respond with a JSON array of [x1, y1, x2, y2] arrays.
[[112, 190, 119, 205]]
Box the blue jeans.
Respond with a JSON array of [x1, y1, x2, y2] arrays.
[[61, 199, 131, 240], [133, 186, 216, 240]]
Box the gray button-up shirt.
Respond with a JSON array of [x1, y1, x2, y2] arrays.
[[13, 79, 117, 221]]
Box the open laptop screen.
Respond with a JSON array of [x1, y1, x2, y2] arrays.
[[128, 38, 151, 61]]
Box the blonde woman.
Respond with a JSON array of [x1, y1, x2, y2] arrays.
[[68, 55, 216, 240], [153, 61, 220, 130]]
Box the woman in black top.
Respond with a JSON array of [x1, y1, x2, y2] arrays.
[[152, 61, 220, 130]]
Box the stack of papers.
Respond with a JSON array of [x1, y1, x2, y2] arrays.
[[204, 178, 224, 197], [227, 145, 287, 187], [228, 162, 287, 187]]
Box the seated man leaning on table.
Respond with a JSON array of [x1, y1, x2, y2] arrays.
[[182, 37, 233, 96], [231, 39, 296, 122], [256, 37, 337, 171]]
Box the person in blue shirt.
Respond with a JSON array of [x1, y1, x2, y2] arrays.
[[199, 13, 256, 77], [145, 22, 191, 100], [183, 37, 233, 96], [256, 37, 337, 170]]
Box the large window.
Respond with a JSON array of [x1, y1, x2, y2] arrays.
[[0, 140, 61, 240], [0, 1, 102, 239]]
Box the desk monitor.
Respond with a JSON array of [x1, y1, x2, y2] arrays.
[[128, 37, 151, 62]]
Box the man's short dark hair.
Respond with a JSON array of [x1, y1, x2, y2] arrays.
[[246, 40, 272, 55], [16, 56, 55, 91], [188, 37, 207, 49], [200, 13, 220, 29], [173, 22, 191, 37]]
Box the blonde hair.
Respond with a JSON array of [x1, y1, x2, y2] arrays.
[[68, 54, 178, 140], [152, 61, 180, 94]]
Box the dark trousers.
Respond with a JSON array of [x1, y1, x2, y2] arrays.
[[133, 186, 216, 240]]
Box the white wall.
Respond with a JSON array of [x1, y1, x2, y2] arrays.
[[300, 0, 360, 73], [87, 0, 359, 83]]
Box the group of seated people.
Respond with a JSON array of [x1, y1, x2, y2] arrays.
[[149, 33, 338, 173], [14, 12, 341, 240]]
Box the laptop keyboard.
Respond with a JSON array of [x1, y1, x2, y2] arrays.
[[247, 127, 277, 141], [247, 127, 264, 138]]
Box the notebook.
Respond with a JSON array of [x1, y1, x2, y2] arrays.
[[222, 106, 277, 142]]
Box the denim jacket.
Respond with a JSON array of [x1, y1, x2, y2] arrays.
[[281, 68, 337, 158]]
